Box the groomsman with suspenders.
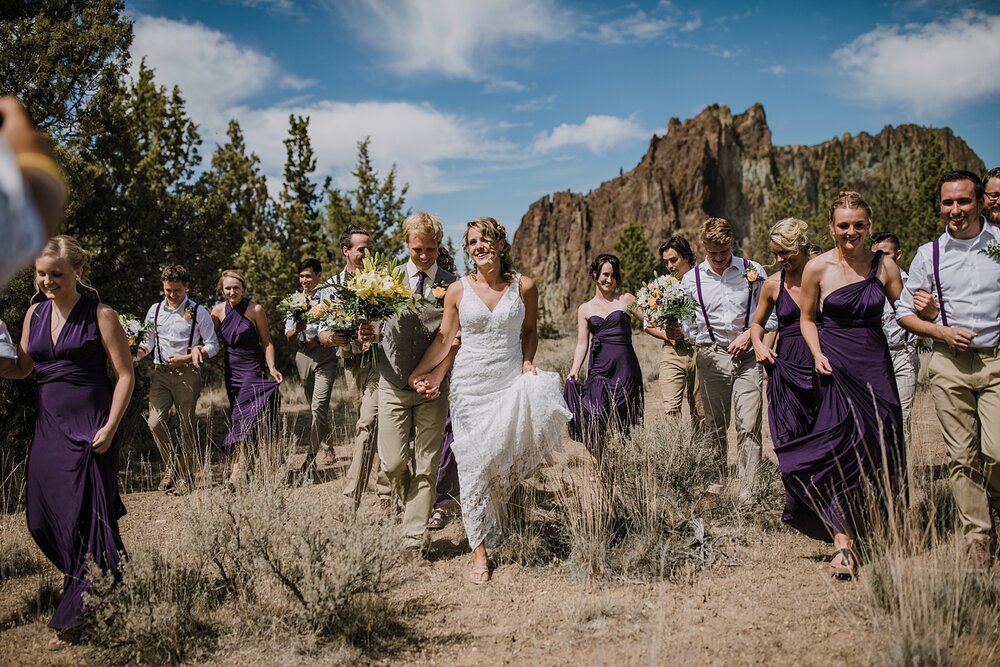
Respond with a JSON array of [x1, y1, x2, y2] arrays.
[[680, 217, 767, 500], [285, 258, 339, 471], [136, 264, 220, 495], [898, 170, 1000, 567]]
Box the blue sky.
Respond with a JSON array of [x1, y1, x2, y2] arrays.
[[125, 0, 1000, 244]]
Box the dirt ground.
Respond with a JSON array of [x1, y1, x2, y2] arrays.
[[0, 335, 950, 666]]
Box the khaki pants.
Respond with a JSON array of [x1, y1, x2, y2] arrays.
[[148, 365, 202, 486], [341, 360, 390, 505], [295, 350, 339, 457], [695, 346, 762, 492], [658, 341, 703, 424], [377, 377, 449, 549], [928, 344, 1000, 544], [889, 346, 919, 446]]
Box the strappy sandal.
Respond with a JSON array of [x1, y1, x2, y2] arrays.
[[427, 508, 447, 530], [830, 547, 857, 580], [468, 563, 491, 585]]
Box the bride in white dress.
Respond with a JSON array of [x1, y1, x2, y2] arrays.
[[411, 217, 570, 584]]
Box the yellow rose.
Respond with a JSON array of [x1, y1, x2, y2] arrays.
[[127, 337, 136, 347], [745, 269, 759, 283], [432, 286, 447, 300], [651, 288, 662, 298], [183, 311, 192, 320], [311, 305, 326, 318], [647, 296, 657, 308]]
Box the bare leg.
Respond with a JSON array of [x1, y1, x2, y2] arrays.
[[830, 532, 855, 577]]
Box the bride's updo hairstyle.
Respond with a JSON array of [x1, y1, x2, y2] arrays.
[[769, 218, 810, 253], [33, 235, 98, 302], [465, 217, 515, 282], [589, 253, 622, 284]]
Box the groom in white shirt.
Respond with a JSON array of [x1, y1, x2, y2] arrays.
[[680, 217, 767, 501]]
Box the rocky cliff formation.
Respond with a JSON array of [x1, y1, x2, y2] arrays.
[[512, 103, 985, 328]]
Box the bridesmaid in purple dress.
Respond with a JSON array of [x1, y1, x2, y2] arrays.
[[210, 270, 282, 485], [797, 192, 906, 578], [7, 236, 134, 638], [565, 254, 644, 458], [750, 219, 825, 536]]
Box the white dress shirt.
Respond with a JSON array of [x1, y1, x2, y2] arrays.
[[680, 256, 768, 346], [882, 268, 911, 348], [0, 138, 44, 290], [896, 220, 1000, 348], [406, 260, 438, 299], [140, 297, 220, 365], [284, 287, 332, 343], [0, 319, 16, 360]]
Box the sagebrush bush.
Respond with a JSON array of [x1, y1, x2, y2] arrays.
[[556, 416, 726, 581], [85, 473, 403, 664]]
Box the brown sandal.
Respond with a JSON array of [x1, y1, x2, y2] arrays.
[[468, 563, 490, 585]]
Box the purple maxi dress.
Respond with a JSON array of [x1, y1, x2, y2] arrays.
[[777, 252, 906, 542], [564, 310, 644, 457], [220, 300, 281, 449], [765, 273, 825, 537], [26, 297, 126, 629]]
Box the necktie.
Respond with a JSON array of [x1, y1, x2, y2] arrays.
[[415, 271, 427, 297]]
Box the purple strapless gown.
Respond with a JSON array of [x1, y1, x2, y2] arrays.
[[765, 273, 824, 537], [220, 300, 281, 448], [26, 297, 126, 629], [778, 253, 906, 542], [565, 310, 644, 457]]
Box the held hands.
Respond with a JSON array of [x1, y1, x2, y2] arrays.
[[814, 354, 833, 376], [939, 325, 976, 351], [409, 373, 442, 400], [727, 330, 752, 356]]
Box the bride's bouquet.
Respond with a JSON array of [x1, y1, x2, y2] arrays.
[[632, 273, 697, 327], [326, 251, 418, 368], [276, 291, 311, 326], [118, 313, 152, 355]]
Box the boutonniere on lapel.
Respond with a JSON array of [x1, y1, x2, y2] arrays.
[[742, 264, 761, 287], [980, 240, 1000, 263], [429, 281, 449, 307], [182, 303, 197, 320]]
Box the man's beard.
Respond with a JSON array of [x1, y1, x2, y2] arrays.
[[987, 204, 1000, 226]]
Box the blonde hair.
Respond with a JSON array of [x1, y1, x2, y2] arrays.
[[217, 269, 247, 294], [700, 217, 734, 247], [827, 190, 872, 225], [465, 216, 514, 282], [769, 217, 810, 252], [402, 211, 444, 244], [35, 235, 98, 301]]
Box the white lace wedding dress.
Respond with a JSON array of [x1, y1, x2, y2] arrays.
[[449, 274, 571, 550]]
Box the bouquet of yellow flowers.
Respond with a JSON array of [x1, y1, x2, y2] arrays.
[[327, 251, 418, 368], [117, 313, 152, 355], [305, 297, 361, 337], [277, 291, 311, 325], [632, 273, 697, 327]]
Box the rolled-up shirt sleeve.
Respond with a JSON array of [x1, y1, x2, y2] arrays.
[[198, 308, 220, 357], [895, 246, 932, 323]]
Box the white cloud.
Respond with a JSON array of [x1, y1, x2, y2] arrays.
[[514, 95, 556, 112], [766, 65, 786, 76], [484, 79, 528, 93], [597, 11, 675, 44], [235, 101, 517, 195], [332, 0, 573, 79], [531, 115, 649, 154], [131, 16, 311, 131], [832, 11, 1000, 116]]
